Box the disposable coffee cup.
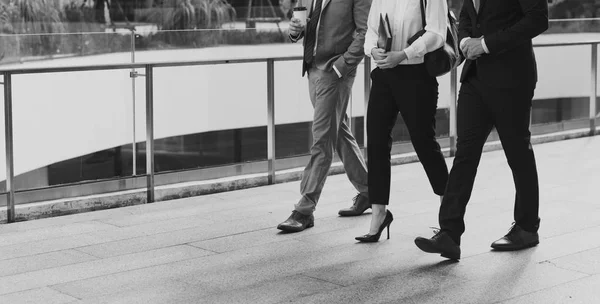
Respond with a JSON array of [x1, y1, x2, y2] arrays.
[[292, 7, 307, 25]]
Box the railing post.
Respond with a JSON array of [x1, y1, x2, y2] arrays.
[[145, 65, 155, 203], [591, 43, 598, 135], [267, 59, 276, 184], [449, 68, 458, 156], [3, 72, 15, 223], [363, 56, 371, 152], [131, 28, 137, 176]]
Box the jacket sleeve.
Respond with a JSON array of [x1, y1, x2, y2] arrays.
[[334, 0, 372, 76], [484, 0, 548, 54]]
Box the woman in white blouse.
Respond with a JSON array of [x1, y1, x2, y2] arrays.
[[356, 0, 450, 242]]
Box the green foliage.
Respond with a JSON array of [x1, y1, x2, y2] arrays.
[[0, 0, 66, 57], [135, 28, 288, 50], [143, 0, 236, 30], [63, 1, 96, 24]]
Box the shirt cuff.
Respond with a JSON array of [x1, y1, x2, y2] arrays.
[[289, 33, 301, 43], [333, 65, 342, 78], [404, 46, 417, 61], [481, 38, 490, 54], [460, 37, 470, 49]]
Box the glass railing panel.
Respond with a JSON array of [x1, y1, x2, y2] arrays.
[[350, 61, 367, 149], [435, 69, 454, 144], [151, 46, 268, 174], [0, 74, 7, 193], [596, 42, 600, 128], [532, 41, 592, 135], [273, 58, 312, 160], [10, 68, 135, 191], [0, 32, 133, 70]]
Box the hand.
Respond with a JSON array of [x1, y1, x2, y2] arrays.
[[375, 51, 407, 69], [461, 37, 485, 60], [289, 18, 305, 36], [371, 48, 387, 61]]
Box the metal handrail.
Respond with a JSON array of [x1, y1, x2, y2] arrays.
[[1, 39, 599, 74], [1, 40, 598, 223], [0, 56, 305, 75]]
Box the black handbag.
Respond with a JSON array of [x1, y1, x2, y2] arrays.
[[407, 0, 463, 77]]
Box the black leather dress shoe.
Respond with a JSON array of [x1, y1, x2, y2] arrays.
[[414, 230, 461, 260], [277, 211, 314, 233], [338, 193, 371, 217], [491, 223, 539, 251]]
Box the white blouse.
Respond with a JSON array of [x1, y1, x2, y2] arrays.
[[364, 0, 449, 65]]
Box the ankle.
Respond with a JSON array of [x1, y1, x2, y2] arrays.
[[371, 204, 386, 215]]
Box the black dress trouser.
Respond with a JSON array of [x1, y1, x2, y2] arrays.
[[439, 68, 541, 245], [367, 64, 449, 206]]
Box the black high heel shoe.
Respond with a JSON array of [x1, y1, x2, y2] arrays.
[[355, 210, 394, 243]]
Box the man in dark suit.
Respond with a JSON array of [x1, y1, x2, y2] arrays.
[[277, 0, 372, 233], [414, 0, 549, 259]]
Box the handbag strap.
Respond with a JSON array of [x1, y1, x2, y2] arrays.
[[419, 0, 427, 29]]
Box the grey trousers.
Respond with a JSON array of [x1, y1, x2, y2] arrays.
[[294, 65, 369, 215]]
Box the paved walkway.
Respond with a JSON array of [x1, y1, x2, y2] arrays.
[[0, 135, 598, 304]]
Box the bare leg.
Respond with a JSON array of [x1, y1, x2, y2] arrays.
[[369, 204, 387, 235]]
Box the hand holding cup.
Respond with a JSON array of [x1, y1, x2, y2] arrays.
[[290, 7, 307, 36]]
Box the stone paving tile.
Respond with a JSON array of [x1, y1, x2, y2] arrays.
[[99, 190, 296, 227], [52, 240, 323, 299], [0, 287, 78, 304], [295, 250, 587, 304], [0, 249, 97, 277], [0, 245, 212, 296], [180, 239, 418, 296], [189, 274, 341, 304], [392, 264, 587, 304], [300, 242, 453, 287], [0, 207, 137, 234], [282, 271, 467, 304], [498, 275, 600, 304], [0, 221, 117, 247], [101, 214, 215, 236], [73, 282, 200, 304], [547, 247, 600, 275], [0, 225, 150, 260], [190, 215, 368, 253], [75, 214, 281, 258]]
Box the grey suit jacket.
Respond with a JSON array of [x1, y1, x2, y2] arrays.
[[292, 0, 372, 77]]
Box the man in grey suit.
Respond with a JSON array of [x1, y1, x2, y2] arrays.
[[277, 0, 373, 232]]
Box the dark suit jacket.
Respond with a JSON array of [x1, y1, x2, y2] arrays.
[[291, 0, 371, 77], [458, 0, 548, 88]]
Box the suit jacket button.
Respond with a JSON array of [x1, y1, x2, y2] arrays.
[[476, 24, 481, 28]]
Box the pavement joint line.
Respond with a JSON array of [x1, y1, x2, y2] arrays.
[[49, 286, 84, 301], [184, 225, 278, 245], [539, 255, 597, 276], [185, 243, 222, 254], [299, 273, 347, 287], [69, 248, 103, 260]]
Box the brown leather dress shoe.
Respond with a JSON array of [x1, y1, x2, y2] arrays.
[[277, 211, 314, 232], [338, 193, 371, 217], [414, 230, 461, 260], [491, 223, 539, 251]]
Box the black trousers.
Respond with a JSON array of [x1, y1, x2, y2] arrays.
[[367, 64, 449, 205], [439, 68, 540, 245]]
